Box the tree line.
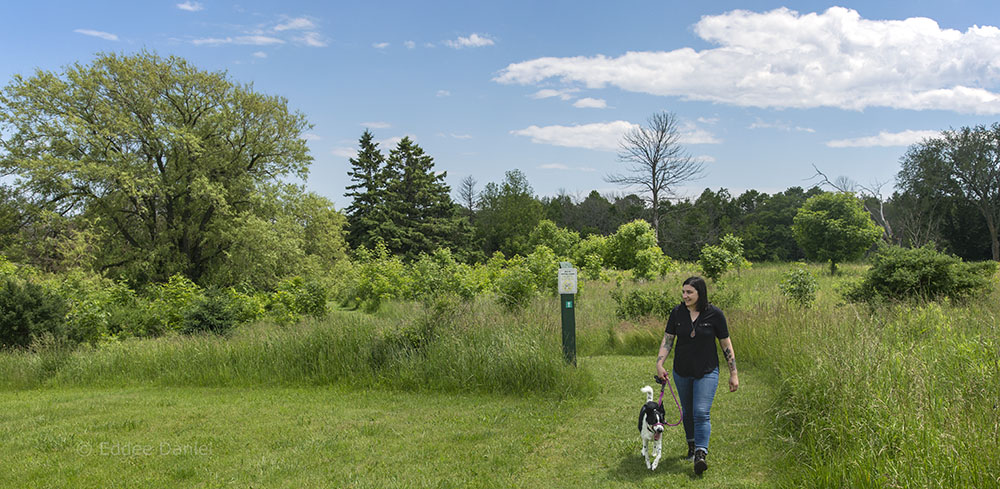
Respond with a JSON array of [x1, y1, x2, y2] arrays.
[[0, 52, 997, 295]]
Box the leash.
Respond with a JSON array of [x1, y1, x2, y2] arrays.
[[655, 375, 683, 427]]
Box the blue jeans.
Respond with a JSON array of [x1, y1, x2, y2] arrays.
[[672, 367, 719, 453]]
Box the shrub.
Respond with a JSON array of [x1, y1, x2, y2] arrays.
[[525, 245, 558, 294], [604, 220, 657, 270], [610, 286, 671, 320], [0, 276, 69, 348], [347, 242, 410, 313], [845, 244, 997, 303], [699, 234, 748, 282], [699, 244, 732, 282], [182, 288, 244, 334], [496, 259, 537, 311], [633, 246, 671, 281], [528, 219, 580, 257], [148, 274, 205, 334], [779, 267, 819, 308]]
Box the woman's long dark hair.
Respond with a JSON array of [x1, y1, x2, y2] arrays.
[[683, 276, 709, 312]]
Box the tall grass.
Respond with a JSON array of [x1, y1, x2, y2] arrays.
[[730, 263, 1000, 489], [0, 296, 595, 398]]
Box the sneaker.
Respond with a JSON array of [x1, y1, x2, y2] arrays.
[[693, 449, 708, 475], [685, 441, 695, 461]]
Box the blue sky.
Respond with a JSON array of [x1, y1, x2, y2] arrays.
[[3, 1, 1000, 208]]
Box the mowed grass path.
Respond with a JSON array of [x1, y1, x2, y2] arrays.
[[0, 357, 779, 488]]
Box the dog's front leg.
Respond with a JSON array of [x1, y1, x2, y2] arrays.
[[650, 439, 662, 470], [642, 439, 651, 469]]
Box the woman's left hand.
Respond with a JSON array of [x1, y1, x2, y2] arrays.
[[729, 373, 739, 392]]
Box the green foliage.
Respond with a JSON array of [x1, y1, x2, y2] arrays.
[[633, 246, 671, 281], [610, 286, 671, 321], [0, 51, 312, 287], [495, 259, 537, 311], [528, 220, 580, 257], [0, 275, 69, 349], [793, 192, 883, 274], [604, 220, 658, 270], [474, 170, 544, 257], [844, 244, 997, 303], [525, 245, 559, 294], [343, 242, 410, 313], [407, 248, 479, 303], [699, 233, 749, 281], [779, 267, 819, 308], [698, 244, 732, 282]]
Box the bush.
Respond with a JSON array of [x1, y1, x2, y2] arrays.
[[0, 276, 69, 348], [182, 288, 244, 334], [780, 267, 819, 308], [699, 244, 732, 282], [496, 259, 537, 311], [844, 244, 997, 303], [699, 234, 748, 282], [604, 220, 657, 270], [610, 286, 671, 320]]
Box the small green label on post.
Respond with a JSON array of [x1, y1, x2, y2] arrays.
[[565, 300, 573, 308]]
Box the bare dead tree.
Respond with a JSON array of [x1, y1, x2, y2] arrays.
[[458, 175, 478, 217], [606, 112, 704, 243], [810, 164, 895, 244]]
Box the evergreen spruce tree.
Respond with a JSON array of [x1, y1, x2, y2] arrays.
[[382, 137, 471, 260], [344, 130, 386, 249]]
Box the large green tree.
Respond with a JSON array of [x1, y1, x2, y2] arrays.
[[475, 169, 543, 256], [898, 124, 1000, 261], [0, 51, 312, 286], [793, 192, 882, 274]]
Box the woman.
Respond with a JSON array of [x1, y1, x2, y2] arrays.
[[655, 276, 738, 475]]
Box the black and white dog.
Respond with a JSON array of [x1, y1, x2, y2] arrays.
[[639, 385, 666, 470]]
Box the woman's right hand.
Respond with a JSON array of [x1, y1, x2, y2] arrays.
[[656, 364, 668, 382]]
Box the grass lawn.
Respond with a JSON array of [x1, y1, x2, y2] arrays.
[[0, 356, 780, 488]]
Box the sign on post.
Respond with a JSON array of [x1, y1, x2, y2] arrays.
[[558, 263, 577, 366]]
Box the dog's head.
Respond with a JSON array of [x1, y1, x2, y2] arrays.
[[641, 401, 665, 438]]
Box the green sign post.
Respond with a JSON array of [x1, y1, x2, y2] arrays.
[[558, 263, 577, 366]]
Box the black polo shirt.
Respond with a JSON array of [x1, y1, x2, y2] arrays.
[[665, 303, 729, 378]]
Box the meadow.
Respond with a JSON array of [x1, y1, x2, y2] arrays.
[[0, 262, 997, 488]]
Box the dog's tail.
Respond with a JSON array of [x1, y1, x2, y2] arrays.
[[641, 385, 654, 403]]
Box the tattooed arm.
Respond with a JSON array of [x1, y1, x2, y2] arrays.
[[655, 332, 676, 381], [720, 337, 739, 392]]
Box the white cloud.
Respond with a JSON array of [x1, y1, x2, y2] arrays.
[[373, 42, 389, 49], [275, 17, 316, 31], [436, 90, 451, 97], [74, 29, 118, 41], [695, 155, 717, 163], [540, 163, 570, 170], [531, 88, 578, 100], [176, 1, 203, 12], [511, 121, 637, 151], [496, 7, 1000, 114], [294, 32, 327, 47], [450, 133, 473, 140], [679, 125, 722, 144], [303, 133, 322, 141], [361, 121, 392, 129], [540, 163, 597, 172], [445, 33, 495, 49], [573, 97, 608, 109], [748, 118, 815, 133], [252, 51, 268, 58], [404, 40, 416, 49], [192, 35, 285, 46], [512, 120, 719, 150], [697, 117, 719, 124], [826, 130, 940, 148]]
